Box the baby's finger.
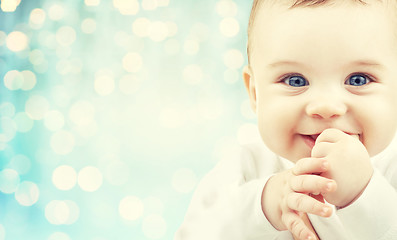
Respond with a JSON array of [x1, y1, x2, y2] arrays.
[[287, 192, 333, 217], [311, 142, 333, 158], [290, 174, 336, 194], [315, 128, 345, 144], [282, 212, 317, 240], [293, 158, 329, 175]]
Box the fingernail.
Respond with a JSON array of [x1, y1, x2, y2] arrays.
[[326, 182, 333, 191], [322, 161, 329, 170], [321, 207, 329, 216]]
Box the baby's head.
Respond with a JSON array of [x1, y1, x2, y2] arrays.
[[243, 0, 397, 162]]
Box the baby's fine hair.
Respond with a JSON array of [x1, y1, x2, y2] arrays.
[[247, 0, 391, 65]]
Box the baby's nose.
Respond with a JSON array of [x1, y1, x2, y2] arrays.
[[305, 97, 347, 119]]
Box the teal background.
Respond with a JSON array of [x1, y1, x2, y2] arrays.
[[0, 0, 257, 239]]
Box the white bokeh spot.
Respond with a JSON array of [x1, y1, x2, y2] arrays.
[[25, 95, 50, 120], [0, 169, 20, 194], [219, 17, 239, 38], [119, 196, 144, 221], [15, 181, 40, 206], [52, 165, 77, 191], [78, 166, 103, 192]]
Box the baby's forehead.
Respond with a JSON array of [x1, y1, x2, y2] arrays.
[[250, 0, 397, 43], [247, 0, 397, 64]]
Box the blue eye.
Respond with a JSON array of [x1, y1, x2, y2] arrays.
[[284, 75, 308, 87], [346, 74, 370, 86]]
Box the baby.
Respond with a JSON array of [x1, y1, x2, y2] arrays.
[[176, 0, 397, 239]]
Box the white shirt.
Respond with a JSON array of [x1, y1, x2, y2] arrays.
[[176, 136, 397, 240]]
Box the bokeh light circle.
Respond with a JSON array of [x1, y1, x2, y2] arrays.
[[166, 21, 178, 37], [52, 165, 77, 191], [15, 181, 40, 206], [45, 200, 67, 225], [78, 166, 103, 192], [223, 49, 244, 69], [4, 70, 23, 90], [48, 4, 65, 21], [69, 101, 95, 126], [183, 40, 199, 55], [216, 0, 238, 17], [21, 70, 37, 90], [142, 0, 157, 11], [6, 31, 28, 52], [45, 200, 80, 225], [1, 0, 21, 12], [14, 112, 34, 132], [119, 196, 144, 221], [219, 17, 240, 37], [30, 8, 46, 27], [148, 21, 168, 42], [0, 117, 17, 142], [29, 49, 45, 65], [25, 95, 50, 120], [122, 52, 143, 73], [113, 0, 139, 15], [81, 18, 96, 34], [56, 26, 76, 46], [0, 169, 20, 194], [132, 18, 150, 37], [94, 75, 115, 96], [0, 102, 15, 117], [63, 200, 80, 224]]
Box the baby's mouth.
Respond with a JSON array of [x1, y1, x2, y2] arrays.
[[301, 134, 319, 148], [309, 134, 320, 142], [302, 132, 360, 142]]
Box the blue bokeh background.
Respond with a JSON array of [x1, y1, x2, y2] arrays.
[[0, 0, 258, 239]]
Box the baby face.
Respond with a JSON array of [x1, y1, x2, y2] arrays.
[[244, 2, 397, 162]]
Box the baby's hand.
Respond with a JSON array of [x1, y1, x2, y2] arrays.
[[312, 128, 373, 207], [262, 158, 336, 240]]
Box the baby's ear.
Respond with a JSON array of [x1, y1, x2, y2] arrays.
[[243, 66, 257, 113]]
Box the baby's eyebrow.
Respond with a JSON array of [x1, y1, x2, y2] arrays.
[[267, 60, 303, 69], [267, 60, 384, 69], [348, 60, 384, 69]]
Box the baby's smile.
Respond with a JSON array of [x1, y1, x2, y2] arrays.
[[299, 131, 360, 149]]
